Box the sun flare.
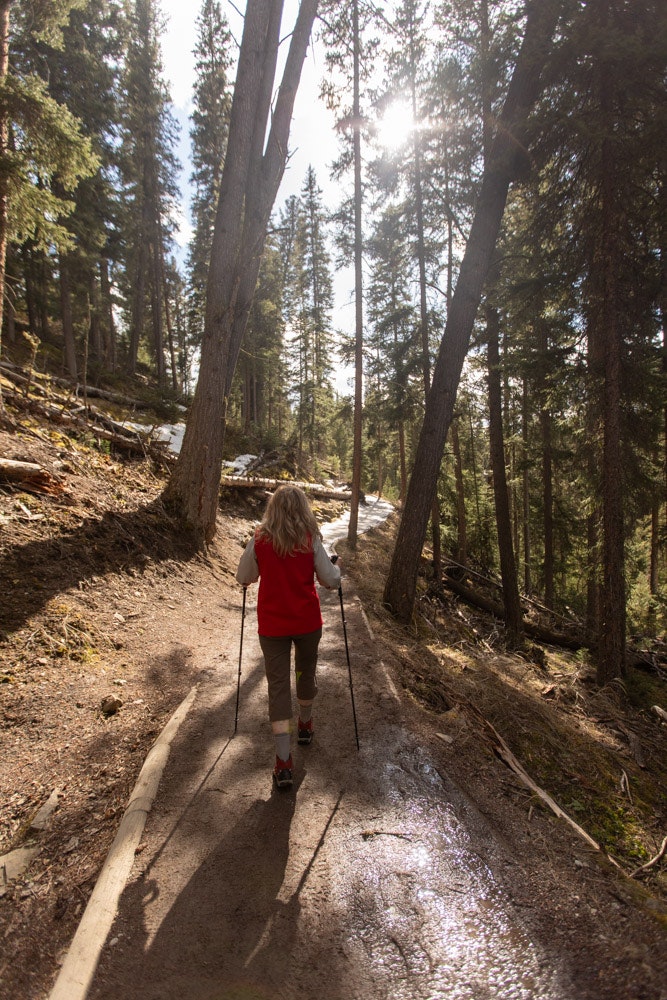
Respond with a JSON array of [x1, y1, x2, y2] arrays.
[[376, 99, 415, 151]]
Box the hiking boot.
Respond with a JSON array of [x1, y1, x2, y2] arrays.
[[273, 755, 293, 788], [297, 718, 314, 745]]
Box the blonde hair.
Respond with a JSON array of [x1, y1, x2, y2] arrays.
[[258, 485, 321, 557]]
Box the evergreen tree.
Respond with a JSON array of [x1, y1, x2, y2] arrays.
[[186, 0, 233, 356], [365, 203, 421, 501], [163, 0, 319, 542], [383, 0, 564, 624], [320, 0, 379, 545], [378, 0, 447, 568], [118, 0, 180, 386], [510, 0, 667, 678], [0, 0, 98, 413], [235, 231, 288, 437], [46, 0, 126, 379], [294, 166, 335, 459]]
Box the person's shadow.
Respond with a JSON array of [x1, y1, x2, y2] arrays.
[[91, 771, 344, 1000]]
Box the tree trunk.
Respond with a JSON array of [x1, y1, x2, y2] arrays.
[[540, 401, 554, 610], [537, 323, 554, 608], [59, 255, 78, 379], [595, 11, 626, 686], [487, 301, 523, 644], [348, 0, 363, 549], [383, 0, 561, 623], [128, 243, 146, 375], [99, 258, 116, 372], [89, 270, 102, 362], [650, 494, 659, 598], [5, 286, 14, 343], [521, 378, 532, 594], [398, 420, 407, 503], [162, 0, 318, 543], [598, 256, 625, 683], [0, 0, 10, 419], [659, 164, 667, 577], [409, 42, 441, 575], [24, 249, 38, 339], [37, 255, 50, 342], [451, 417, 467, 566], [150, 244, 165, 387]]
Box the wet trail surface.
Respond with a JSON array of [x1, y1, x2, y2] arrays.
[[86, 571, 580, 1000]]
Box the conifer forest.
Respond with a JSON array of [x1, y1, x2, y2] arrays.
[[1, 0, 666, 687]]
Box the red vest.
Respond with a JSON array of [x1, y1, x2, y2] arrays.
[[254, 532, 323, 637]]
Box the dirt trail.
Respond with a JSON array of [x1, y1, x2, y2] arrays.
[[83, 580, 665, 1000]]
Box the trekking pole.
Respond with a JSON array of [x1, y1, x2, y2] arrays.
[[331, 556, 360, 751], [234, 586, 247, 734]]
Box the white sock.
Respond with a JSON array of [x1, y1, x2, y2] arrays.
[[275, 732, 291, 762], [299, 703, 313, 723]]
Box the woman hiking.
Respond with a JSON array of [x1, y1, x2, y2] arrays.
[[236, 484, 341, 789]]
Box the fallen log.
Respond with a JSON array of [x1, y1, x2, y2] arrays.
[[5, 393, 172, 462], [0, 458, 65, 496], [66, 383, 161, 410], [220, 474, 351, 502], [436, 574, 590, 651], [436, 574, 665, 670]]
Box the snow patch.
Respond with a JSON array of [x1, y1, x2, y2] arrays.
[[224, 454, 258, 476], [321, 496, 394, 552]]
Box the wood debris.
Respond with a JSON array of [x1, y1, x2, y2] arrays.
[[0, 458, 65, 496], [630, 835, 667, 879]]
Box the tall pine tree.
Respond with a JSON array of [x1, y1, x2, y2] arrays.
[[0, 0, 98, 414], [186, 0, 233, 358], [118, 0, 180, 386]]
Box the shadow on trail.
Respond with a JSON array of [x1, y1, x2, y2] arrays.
[[76, 546, 659, 1000], [136, 661, 268, 883], [0, 501, 203, 638], [91, 776, 345, 1000]]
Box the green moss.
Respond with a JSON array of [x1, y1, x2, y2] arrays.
[[625, 666, 666, 711]]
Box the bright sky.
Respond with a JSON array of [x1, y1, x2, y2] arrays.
[[160, 0, 340, 221]]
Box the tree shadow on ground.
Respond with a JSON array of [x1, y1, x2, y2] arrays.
[[0, 501, 203, 639]]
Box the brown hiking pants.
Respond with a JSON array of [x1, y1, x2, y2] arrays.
[[259, 628, 322, 722]]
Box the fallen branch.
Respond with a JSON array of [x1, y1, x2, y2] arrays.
[[442, 697, 624, 871], [620, 769, 633, 804], [0, 362, 158, 410], [484, 715, 618, 863], [361, 830, 412, 842], [630, 835, 667, 879]]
